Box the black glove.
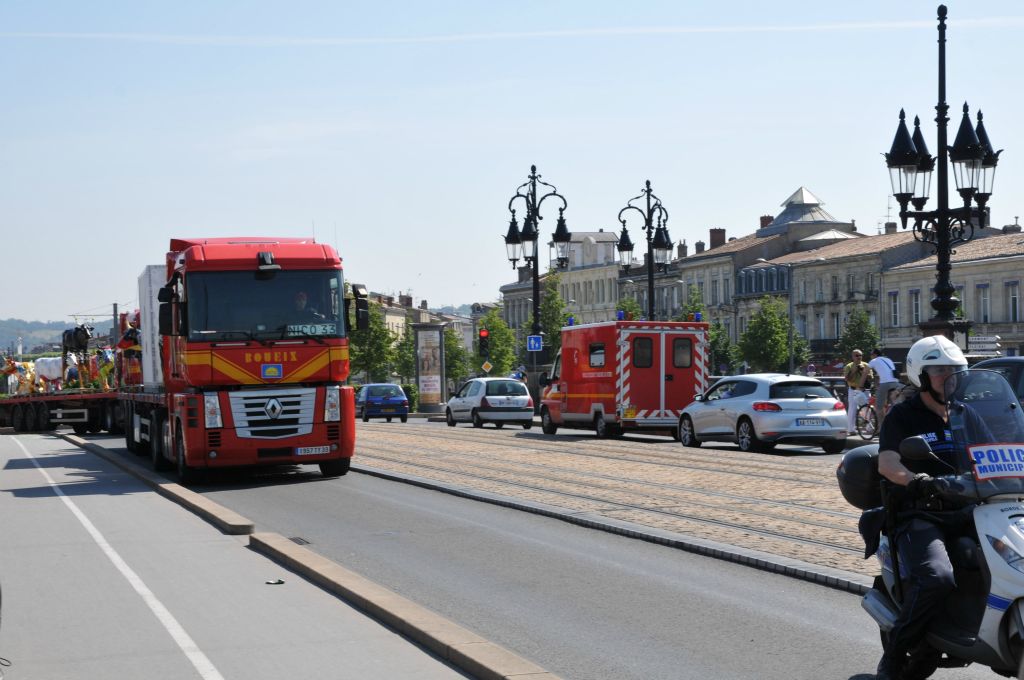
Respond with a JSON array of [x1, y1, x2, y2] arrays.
[[906, 473, 949, 498]]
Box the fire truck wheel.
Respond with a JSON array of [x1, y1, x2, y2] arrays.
[[679, 416, 701, 448], [11, 405, 25, 432], [319, 457, 350, 477], [445, 409, 456, 427], [541, 409, 558, 435], [736, 418, 765, 453], [151, 413, 172, 471], [176, 426, 198, 485], [594, 413, 609, 438], [72, 423, 89, 436], [472, 410, 484, 428]]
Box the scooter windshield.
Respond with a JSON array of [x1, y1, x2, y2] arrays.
[[946, 369, 1024, 496]]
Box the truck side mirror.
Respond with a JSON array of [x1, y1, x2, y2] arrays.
[[354, 298, 369, 331], [158, 303, 175, 336]]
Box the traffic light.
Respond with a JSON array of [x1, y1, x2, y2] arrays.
[[478, 328, 490, 357]]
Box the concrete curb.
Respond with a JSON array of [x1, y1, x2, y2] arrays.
[[59, 433, 561, 680], [250, 533, 560, 680], [353, 463, 873, 596]]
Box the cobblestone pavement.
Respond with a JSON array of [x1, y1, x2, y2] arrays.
[[354, 422, 874, 579]]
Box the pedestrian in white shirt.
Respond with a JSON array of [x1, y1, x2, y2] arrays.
[[868, 347, 900, 425]]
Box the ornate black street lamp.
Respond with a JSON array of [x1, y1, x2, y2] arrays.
[[884, 5, 1001, 337], [504, 165, 569, 335], [616, 180, 672, 320]]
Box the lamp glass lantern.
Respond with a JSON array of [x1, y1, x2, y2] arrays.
[[949, 103, 984, 196], [520, 215, 539, 261], [616, 223, 635, 270], [911, 116, 935, 204], [652, 222, 672, 267], [504, 213, 522, 266], [551, 209, 572, 268], [885, 109, 919, 203]]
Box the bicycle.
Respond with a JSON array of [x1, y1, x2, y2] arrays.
[[855, 384, 914, 440]]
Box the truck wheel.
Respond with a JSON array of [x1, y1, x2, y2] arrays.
[[11, 405, 25, 432], [108, 403, 125, 434], [679, 416, 701, 448], [36, 403, 53, 430], [101, 404, 115, 433], [125, 403, 138, 453], [72, 423, 89, 435], [87, 410, 102, 433], [175, 426, 198, 485], [736, 418, 765, 453], [151, 413, 171, 472], [319, 457, 351, 477], [594, 413, 608, 438], [472, 410, 483, 428], [541, 408, 558, 435], [24, 404, 38, 431]]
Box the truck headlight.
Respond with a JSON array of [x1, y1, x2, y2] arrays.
[[325, 385, 341, 422], [204, 393, 223, 429]]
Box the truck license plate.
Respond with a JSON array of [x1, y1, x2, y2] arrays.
[[296, 445, 330, 456], [796, 418, 825, 427]]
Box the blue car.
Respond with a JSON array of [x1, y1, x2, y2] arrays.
[[356, 383, 409, 422]]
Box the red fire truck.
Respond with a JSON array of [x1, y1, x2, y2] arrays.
[[539, 320, 709, 438], [120, 237, 368, 483]]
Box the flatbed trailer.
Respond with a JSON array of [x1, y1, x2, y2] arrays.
[[0, 390, 122, 434]]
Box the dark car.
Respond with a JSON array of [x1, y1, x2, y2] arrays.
[[356, 383, 409, 422], [972, 357, 1024, 404]]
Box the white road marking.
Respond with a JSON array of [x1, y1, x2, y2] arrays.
[[14, 437, 226, 680]]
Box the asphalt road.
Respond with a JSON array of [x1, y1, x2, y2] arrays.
[[0, 432, 468, 680], [82, 426, 994, 680]]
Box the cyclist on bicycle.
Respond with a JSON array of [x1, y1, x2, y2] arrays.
[[869, 347, 901, 425]]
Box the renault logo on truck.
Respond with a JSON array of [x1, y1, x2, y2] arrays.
[[264, 398, 283, 420]]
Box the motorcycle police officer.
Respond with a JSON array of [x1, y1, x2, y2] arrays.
[[874, 335, 968, 679]]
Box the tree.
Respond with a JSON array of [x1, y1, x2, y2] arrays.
[[708, 320, 735, 375], [736, 296, 805, 373], [478, 309, 516, 376], [349, 302, 395, 382], [538, 269, 569, 358], [836, 307, 880, 361], [392, 319, 416, 382], [616, 296, 643, 321], [674, 286, 705, 322], [443, 325, 471, 385]]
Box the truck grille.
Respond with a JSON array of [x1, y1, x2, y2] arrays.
[[229, 388, 315, 439]]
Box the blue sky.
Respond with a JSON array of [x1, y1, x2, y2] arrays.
[[3, 1, 1023, 324]]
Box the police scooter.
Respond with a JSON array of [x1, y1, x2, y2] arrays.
[[841, 369, 1024, 678]]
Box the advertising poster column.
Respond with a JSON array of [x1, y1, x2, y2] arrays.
[[414, 323, 446, 413]]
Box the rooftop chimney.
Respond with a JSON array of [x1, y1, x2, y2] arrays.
[[1004, 217, 1022, 234], [759, 215, 774, 229], [884, 222, 898, 235], [419, 300, 428, 310], [710, 228, 726, 249], [851, 219, 857, 232], [399, 294, 413, 307], [678, 239, 688, 258], [695, 240, 706, 254]]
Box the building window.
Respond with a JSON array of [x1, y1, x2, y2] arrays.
[[978, 284, 990, 323], [954, 285, 966, 319], [831, 313, 840, 338], [711, 279, 720, 305], [798, 314, 807, 337], [816, 313, 825, 339], [800, 280, 807, 304], [847, 273, 857, 297], [815, 279, 824, 302], [1009, 282, 1020, 322], [889, 293, 899, 327], [723, 278, 731, 304], [910, 290, 921, 325], [831, 276, 839, 300], [867, 273, 878, 295]]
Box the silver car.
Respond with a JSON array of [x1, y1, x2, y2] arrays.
[[678, 373, 847, 453], [445, 377, 534, 429]]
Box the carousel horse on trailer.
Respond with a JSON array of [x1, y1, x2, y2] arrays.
[[2, 357, 37, 395], [62, 324, 94, 389]]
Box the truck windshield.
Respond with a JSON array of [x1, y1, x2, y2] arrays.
[[186, 270, 345, 341]]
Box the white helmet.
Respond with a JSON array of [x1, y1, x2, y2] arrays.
[[904, 335, 967, 389]]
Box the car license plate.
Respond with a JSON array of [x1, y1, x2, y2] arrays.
[[796, 418, 825, 427], [296, 445, 330, 456], [380, 408, 395, 413]]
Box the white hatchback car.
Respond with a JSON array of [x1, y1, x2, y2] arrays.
[[678, 373, 847, 453], [445, 377, 534, 429]]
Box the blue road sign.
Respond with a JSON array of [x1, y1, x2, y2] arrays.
[[527, 335, 543, 352]]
